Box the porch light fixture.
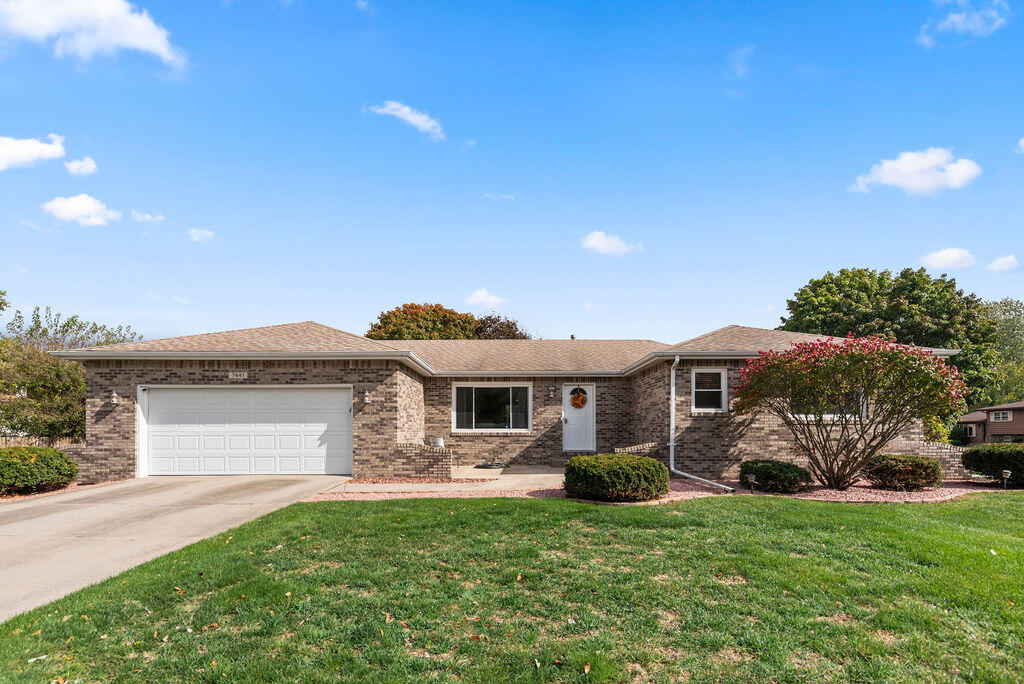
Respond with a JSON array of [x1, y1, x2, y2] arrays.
[[1002, 469, 1012, 489], [109, 389, 120, 405], [363, 390, 371, 404], [548, 386, 557, 399]]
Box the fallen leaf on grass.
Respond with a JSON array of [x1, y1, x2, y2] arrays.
[[26, 655, 47, 663], [534, 659, 541, 669], [174, 587, 185, 596], [585, 662, 591, 674]]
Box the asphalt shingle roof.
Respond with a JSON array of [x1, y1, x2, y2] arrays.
[[396, 339, 669, 373], [665, 325, 839, 352], [76, 321, 396, 353]]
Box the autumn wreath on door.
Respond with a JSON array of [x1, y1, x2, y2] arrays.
[[569, 386, 588, 409]]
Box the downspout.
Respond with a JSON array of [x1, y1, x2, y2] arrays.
[[669, 355, 735, 493]]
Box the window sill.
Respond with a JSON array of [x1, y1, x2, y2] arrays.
[[690, 410, 728, 416], [451, 429, 533, 435]]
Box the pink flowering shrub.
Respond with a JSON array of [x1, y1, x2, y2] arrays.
[[734, 336, 967, 490]]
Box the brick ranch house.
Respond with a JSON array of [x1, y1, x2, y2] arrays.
[[958, 401, 1024, 445], [55, 322, 967, 483]]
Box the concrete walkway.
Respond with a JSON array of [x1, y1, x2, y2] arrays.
[[323, 465, 565, 494], [0, 475, 347, 622]]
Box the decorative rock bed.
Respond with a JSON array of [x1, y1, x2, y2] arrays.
[[308, 478, 1009, 505]]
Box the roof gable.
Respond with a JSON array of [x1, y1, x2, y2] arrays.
[[666, 325, 838, 353], [74, 321, 397, 353]]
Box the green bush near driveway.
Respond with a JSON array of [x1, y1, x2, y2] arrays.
[[963, 443, 1024, 487], [0, 446, 78, 496], [738, 459, 813, 493], [564, 453, 669, 502], [863, 454, 942, 491]]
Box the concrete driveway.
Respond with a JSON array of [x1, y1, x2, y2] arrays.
[[0, 475, 347, 622]]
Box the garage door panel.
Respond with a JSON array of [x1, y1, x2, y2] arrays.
[[146, 388, 352, 475]]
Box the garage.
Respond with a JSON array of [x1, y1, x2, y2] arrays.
[[141, 386, 353, 475]]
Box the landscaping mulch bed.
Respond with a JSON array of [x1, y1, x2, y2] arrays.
[[729, 479, 1001, 504], [346, 477, 498, 485]]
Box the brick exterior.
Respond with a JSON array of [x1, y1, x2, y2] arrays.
[[358, 443, 453, 479], [76, 355, 966, 484], [79, 359, 427, 483], [422, 377, 634, 467], [396, 368, 425, 444]]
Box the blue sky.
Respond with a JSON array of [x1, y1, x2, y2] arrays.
[[1, 0, 1021, 343]]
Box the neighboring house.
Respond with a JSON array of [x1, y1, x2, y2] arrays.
[[958, 401, 1024, 445], [54, 322, 966, 483]]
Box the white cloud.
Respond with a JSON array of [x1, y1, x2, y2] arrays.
[[64, 156, 97, 175], [920, 247, 976, 269], [13, 264, 28, 275], [19, 218, 51, 232], [484, 192, 515, 200], [465, 287, 505, 309], [850, 147, 981, 195], [463, 140, 477, 149], [989, 254, 1018, 272], [580, 230, 642, 257], [187, 228, 214, 244], [919, 1, 1009, 47], [131, 209, 164, 223], [727, 44, 755, 78], [170, 295, 190, 304], [584, 302, 603, 312], [41, 193, 120, 226], [354, 0, 370, 10], [0, 133, 65, 171], [0, 0, 185, 67], [368, 100, 445, 141], [1016, 137, 1024, 153]]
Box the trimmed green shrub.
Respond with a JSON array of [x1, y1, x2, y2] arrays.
[[0, 447, 78, 495], [739, 459, 812, 493], [863, 454, 942, 491], [963, 443, 1024, 488], [564, 453, 669, 502]]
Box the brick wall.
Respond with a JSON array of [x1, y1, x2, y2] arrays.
[[80, 359, 410, 483], [396, 368, 425, 444], [422, 376, 633, 467], [359, 443, 453, 479]]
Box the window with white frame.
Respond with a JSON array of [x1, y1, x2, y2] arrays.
[[991, 411, 1013, 423], [453, 384, 531, 431], [790, 389, 863, 420], [963, 424, 976, 438], [691, 369, 728, 412]]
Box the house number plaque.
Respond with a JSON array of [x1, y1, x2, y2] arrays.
[[228, 371, 248, 379]]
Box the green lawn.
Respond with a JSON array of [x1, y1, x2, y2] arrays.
[[2, 494, 1023, 683]]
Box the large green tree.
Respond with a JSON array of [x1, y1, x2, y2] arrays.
[[366, 303, 532, 340], [779, 267, 998, 401], [0, 305, 142, 439], [5, 306, 141, 351], [977, 298, 1024, 406]]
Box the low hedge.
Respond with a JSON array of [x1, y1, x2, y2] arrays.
[[863, 454, 942, 491], [0, 446, 78, 496], [739, 459, 812, 493], [963, 443, 1024, 488], [564, 453, 669, 502]]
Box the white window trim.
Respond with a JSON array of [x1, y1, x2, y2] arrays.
[[451, 381, 533, 434], [963, 424, 976, 437], [991, 411, 1013, 423], [691, 368, 728, 415]]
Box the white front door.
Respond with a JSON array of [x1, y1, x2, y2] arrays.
[[562, 383, 596, 452], [144, 387, 353, 475]]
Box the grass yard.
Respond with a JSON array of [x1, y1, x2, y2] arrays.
[[2, 493, 1023, 682]]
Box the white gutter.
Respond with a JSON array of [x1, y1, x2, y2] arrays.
[[668, 354, 735, 493], [51, 350, 437, 376]]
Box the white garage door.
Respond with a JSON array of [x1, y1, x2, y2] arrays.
[[145, 387, 353, 475]]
